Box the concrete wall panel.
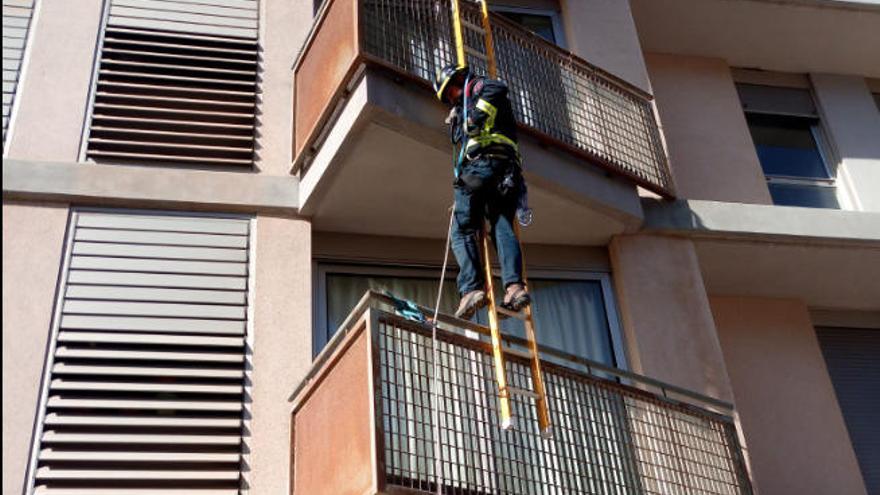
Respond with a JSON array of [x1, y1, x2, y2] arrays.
[[293, 0, 359, 160], [257, 0, 313, 176], [645, 53, 772, 205], [559, 0, 650, 92], [810, 73, 880, 212], [2, 200, 69, 494], [292, 329, 374, 495], [249, 214, 312, 493], [631, 0, 880, 79], [711, 296, 868, 495], [5, 0, 104, 161], [610, 234, 733, 403]]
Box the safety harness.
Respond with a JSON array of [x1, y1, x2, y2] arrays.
[[452, 74, 532, 226]]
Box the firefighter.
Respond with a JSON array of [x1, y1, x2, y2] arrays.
[[434, 63, 530, 320]]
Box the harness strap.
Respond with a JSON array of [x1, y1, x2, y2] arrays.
[[454, 73, 472, 178]]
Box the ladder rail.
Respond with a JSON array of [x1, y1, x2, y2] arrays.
[[481, 232, 513, 430], [477, 0, 498, 78], [515, 222, 552, 434]]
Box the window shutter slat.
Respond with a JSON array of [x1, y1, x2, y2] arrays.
[[30, 210, 251, 494], [86, 0, 259, 167]]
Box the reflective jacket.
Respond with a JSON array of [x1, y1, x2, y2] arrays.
[[453, 77, 519, 161]]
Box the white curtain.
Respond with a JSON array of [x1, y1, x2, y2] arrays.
[[324, 273, 616, 365]]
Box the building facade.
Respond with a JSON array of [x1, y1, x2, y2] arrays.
[[2, 0, 878, 493]]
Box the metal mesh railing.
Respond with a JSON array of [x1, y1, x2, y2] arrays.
[[360, 0, 672, 195], [378, 315, 751, 495]]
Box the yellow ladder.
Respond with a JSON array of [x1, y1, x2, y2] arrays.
[[450, 0, 551, 437]]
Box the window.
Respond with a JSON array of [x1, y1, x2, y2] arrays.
[[745, 113, 839, 208], [494, 9, 562, 46], [737, 83, 839, 209], [315, 264, 626, 369], [873, 93, 880, 112]]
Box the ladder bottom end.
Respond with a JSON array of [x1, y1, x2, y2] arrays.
[[540, 427, 553, 439], [501, 418, 514, 430]]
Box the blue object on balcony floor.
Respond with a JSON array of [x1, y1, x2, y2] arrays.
[[384, 291, 427, 324]]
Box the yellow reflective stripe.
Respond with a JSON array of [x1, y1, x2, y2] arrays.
[[475, 99, 498, 131], [465, 133, 518, 151]]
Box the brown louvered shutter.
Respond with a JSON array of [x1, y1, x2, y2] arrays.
[[29, 209, 251, 494], [85, 0, 258, 167]]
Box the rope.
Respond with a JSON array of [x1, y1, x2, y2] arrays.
[[431, 67, 468, 495], [431, 203, 456, 495]]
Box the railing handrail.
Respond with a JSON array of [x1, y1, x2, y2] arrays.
[[293, 0, 653, 102], [290, 290, 734, 417]]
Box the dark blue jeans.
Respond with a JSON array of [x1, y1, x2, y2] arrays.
[[451, 157, 523, 295]]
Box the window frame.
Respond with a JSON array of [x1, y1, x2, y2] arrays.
[[490, 5, 567, 49], [313, 262, 629, 370], [741, 91, 846, 209]]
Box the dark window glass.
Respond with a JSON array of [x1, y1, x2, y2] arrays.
[[874, 93, 880, 112], [767, 182, 839, 209], [496, 11, 557, 44], [746, 113, 829, 179]]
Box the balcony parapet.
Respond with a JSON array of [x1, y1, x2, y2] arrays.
[[292, 0, 674, 197], [290, 291, 752, 494]]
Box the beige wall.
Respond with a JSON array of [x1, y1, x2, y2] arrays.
[[645, 53, 772, 205], [2, 200, 70, 494], [249, 215, 312, 493], [559, 0, 650, 91], [6, 0, 104, 162], [711, 296, 868, 495], [810, 73, 880, 212], [609, 234, 734, 402]]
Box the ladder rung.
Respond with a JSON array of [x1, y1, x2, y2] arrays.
[[502, 346, 533, 360], [464, 46, 489, 61], [461, 20, 486, 34], [507, 386, 541, 400], [496, 306, 528, 321]]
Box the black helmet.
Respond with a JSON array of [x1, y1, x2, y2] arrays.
[[433, 63, 469, 103]]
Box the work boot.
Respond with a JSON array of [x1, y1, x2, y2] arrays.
[[455, 290, 487, 320], [502, 283, 531, 312]]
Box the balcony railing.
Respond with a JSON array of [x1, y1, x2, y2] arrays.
[[290, 291, 752, 495], [293, 0, 674, 197]]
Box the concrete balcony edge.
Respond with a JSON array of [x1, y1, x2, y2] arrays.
[[642, 198, 880, 246], [298, 68, 645, 242], [2, 159, 300, 215]]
